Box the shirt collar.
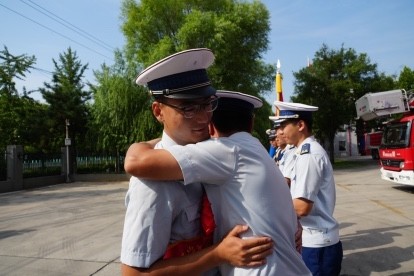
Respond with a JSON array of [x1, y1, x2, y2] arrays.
[[155, 131, 177, 149]]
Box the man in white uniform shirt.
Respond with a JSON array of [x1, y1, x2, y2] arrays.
[[121, 49, 273, 276], [269, 118, 296, 186], [272, 101, 343, 276], [276, 127, 296, 186], [125, 91, 311, 276]]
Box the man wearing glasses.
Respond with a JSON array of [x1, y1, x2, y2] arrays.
[[121, 49, 273, 275], [123, 90, 311, 275]]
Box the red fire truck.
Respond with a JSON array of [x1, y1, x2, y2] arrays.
[[356, 89, 414, 186], [363, 131, 383, 160]]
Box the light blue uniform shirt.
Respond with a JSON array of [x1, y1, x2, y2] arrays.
[[167, 132, 311, 276], [279, 145, 296, 178], [291, 136, 340, 247], [120, 132, 203, 268]]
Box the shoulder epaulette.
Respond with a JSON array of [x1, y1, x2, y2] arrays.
[[300, 143, 310, 155]]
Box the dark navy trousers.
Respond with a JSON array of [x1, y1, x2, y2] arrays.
[[302, 241, 343, 276]]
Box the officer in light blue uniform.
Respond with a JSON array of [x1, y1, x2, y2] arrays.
[[266, 128, 277, 159], [278, 143, 296, 184], [269, 117, 297, 185], [272, 101, 343, 276], [121, 49, 215, 273]]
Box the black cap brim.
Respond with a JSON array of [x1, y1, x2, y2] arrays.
[[156, 85, 216, 100]]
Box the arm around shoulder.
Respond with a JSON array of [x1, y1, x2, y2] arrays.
[[124, 140, 183, 180]]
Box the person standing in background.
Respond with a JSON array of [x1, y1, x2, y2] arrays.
[[275, 126, 296, 186], [273, 101, 343, 276], [266, 128, 277, 159], [273, 127, 287, 165]]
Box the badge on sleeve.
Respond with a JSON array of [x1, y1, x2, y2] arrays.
[[300, 143, 310, 155]]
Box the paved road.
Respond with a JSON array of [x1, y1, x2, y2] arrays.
[[0, 159, 413, 276], [334, 159, 414, 276]]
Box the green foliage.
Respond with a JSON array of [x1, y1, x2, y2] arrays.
[[90, 51, 162, 154], [357, 67, 414, 137], [397, 66, 414, 91], [0, 46, 35, 96], [332, 158, 377, 170], [292, 44, 394, 162], [121, 0, 275, 144], [0, 47, 48, 150], [16, 97, 49, 151], [4, 4, 412, 162], [0, 94, 20, 148], [121, 0, 232, 66], [0, 93, 50, 152], [252, 99, 274, 145], [40, 48, 91, 152]]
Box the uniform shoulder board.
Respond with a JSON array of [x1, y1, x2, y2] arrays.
[[300, 143, 310, 155]]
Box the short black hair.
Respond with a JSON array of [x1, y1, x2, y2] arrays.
[[212, 98, 254, 134]]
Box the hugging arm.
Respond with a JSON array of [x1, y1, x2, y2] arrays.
[[124, 139, 183, 180], [123, 140, 274, 274], [122, 225, 273, 276]]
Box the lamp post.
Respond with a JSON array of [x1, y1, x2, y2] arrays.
[[65, 119, 71, 182]]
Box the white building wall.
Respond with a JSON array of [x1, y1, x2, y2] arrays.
[[334, 126, 359, 157]]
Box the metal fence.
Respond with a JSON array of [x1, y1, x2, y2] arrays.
[[20, 153, 125, 177], [76, 155, 124, 173], [23, 153, 62, 178], [0, 150, 125, 180]]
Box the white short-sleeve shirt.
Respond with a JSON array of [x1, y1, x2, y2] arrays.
[[279, 145, 296, 179], [120, 132, 203, 268], [290, 136, 340, 247], [167, 132, 311, 276]]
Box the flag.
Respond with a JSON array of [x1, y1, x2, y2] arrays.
[[307, 57, 312, 67], [275, 59, 283, 115]]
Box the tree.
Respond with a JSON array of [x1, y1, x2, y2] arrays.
[[397, 66, 414, 91], [90, 51, 161, 171], [0, 46, 40, 150], [0, 94, 21, 148], [0, 46, 35, 96], [121, 0, 275, 145], [355, 67, 414, 149], [8, 96, 50, 152], [40, 48, 91, 152], [292, 44, 390, 162]]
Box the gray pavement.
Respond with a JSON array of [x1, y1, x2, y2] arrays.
[[0, 181, 126, 276], [334, 158, 414, 275], [0, 159, 413, 276]]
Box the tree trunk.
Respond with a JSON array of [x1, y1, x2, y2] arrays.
[[328, 136, 335, 164], [115, 148, 120, 173]]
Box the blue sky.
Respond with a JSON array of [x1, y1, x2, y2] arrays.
[[1, 0, 413, 104]]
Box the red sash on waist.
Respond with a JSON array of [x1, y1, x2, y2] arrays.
[[163, 192, 216, 259]]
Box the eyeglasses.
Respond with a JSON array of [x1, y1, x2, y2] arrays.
[[160, 96, 218, 119]]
